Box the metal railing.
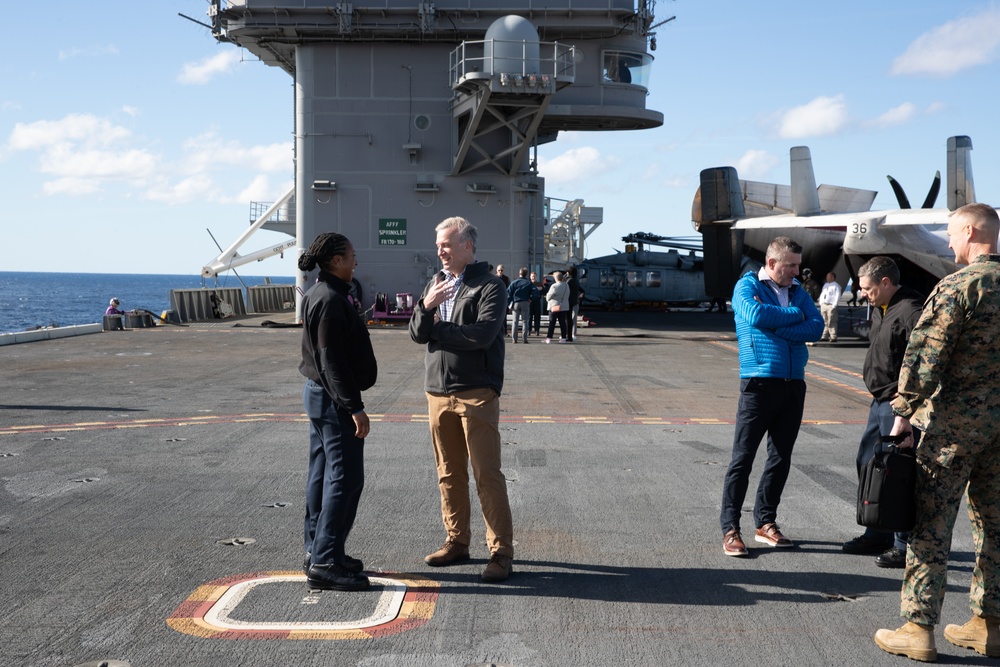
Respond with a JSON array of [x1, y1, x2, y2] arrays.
[[449, 39, 575, 88]]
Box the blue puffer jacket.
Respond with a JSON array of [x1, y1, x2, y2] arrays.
[[732, 270, 824, 379]]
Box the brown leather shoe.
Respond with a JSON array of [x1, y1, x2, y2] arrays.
[[423, 540, 470, 567], [481, 553, 513, 582], [945, 615, 1000, 657], [723, 529, 748, 557], [754, 522, 793, 548], [874, 622, 937, 662]]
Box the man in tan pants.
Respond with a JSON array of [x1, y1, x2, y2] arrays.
[[409, 216, 514, 582]]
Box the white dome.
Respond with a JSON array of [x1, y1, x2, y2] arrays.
[[484, 15, 540, 75]]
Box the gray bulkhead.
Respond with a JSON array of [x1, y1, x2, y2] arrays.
[[210, 1, 664, 315]]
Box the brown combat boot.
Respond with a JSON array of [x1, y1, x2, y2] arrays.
[[423, 539, 470, 567], [944, 615, 1000, 657], [874, 621, 937, 662]]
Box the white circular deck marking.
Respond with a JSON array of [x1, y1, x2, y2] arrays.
[[204, 574, 406, 631]]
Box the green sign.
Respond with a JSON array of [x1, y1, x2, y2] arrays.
[[378, 218, 407, 246]]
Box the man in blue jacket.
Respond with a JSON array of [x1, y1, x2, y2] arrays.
[[721, 236, 824, 556], [507, 267, 538, 344]]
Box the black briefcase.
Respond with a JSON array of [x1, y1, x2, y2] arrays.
[[857, 434, 917, 532]]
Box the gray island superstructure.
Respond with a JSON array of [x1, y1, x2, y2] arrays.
[[206, 0, 664, 315]]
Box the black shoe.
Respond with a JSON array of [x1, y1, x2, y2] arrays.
[[307, 563, 370, 591], [843, 533, 893, 555], [876, 546, 907, 569], [340, 554, 364, 574], [305, 552, 363, 574]]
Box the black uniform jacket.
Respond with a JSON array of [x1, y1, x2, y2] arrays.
[[408, 260, 506, 395], [863, 284, 924, 402], [299, 271, 377, 412]]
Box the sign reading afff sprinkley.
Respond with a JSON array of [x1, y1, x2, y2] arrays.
[[378, 219, 407, 246]]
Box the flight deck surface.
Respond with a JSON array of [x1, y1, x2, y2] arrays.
[[1, 310, 991, 666]]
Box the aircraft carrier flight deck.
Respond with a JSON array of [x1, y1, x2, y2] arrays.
[[1, 309, 991, 666]]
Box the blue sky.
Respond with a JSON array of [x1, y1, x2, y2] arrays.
[[3, 1, 999, 275]]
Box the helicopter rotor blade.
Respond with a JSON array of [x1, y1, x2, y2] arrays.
[[887, 175, 912, 209], [921, 170, 941, 209]]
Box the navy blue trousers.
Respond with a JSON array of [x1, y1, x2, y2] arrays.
[[856, 398, 911, 550], [720, 378, 806, 534], [303, 379, 365, 565]]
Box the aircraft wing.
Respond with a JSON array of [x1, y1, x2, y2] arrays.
[[843, 211, 956, 280]]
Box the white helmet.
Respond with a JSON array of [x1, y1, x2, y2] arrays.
[[110, 298, 120, 306]]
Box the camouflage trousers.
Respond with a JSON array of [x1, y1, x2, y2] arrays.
[[901, 433, 1000, 625]]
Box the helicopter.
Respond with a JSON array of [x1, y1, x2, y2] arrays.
[[574, 232, 708, 310]]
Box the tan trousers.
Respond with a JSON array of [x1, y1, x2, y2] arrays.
[[820, 303, 838, 339], [426, 388, 514, 557]]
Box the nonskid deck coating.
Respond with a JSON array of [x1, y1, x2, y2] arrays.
[[1, 311, 987, 666]]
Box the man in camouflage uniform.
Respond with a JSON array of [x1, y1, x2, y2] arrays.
[[874, 203, 1000, 662]]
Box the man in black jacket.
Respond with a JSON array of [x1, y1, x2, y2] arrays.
[[409, 216, 514, 582], [842, 256, 924, 568]]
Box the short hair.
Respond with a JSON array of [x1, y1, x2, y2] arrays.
[[436, 216, 478, 252], [553, 271, 564, 281], [951, 203, 1000, 239], [519, 267, 529, 277], [298, 232, 351, 272], [857, 256, 900, 286], [766, 236, 803, 261]]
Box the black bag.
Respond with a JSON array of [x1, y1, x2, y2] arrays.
[[857, 434, 917, 532]]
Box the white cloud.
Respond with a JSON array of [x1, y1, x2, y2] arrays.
[[734, 149, 780, 180], [180, 132, 292, 174], [536, 146, 620, 184], [776, 95, 848, 139], [122, 105, 140, 117], [924, 101, 947, 115], [177, 51, 242, 85], [891, 7, 1000, 76], [864, 102, 917, 129], [220, 174, 293, 205], [7, 114, 132, 151], [1, 101, 21, 112], [4, 114, 157, 194], [144, 175, 218, 203], [4, 113, 292, 204], [58, 44, 119, 61]]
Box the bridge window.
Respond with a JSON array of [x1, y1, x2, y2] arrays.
[[602, 51, 651, 87], [626, 270, 642, 287], [645, 271, 661, 288]]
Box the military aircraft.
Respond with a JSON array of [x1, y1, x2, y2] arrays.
[[575, 232, 708, 309], [692, 136, 988, 298]]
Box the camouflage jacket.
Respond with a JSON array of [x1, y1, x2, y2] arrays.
[[892, 254, 1000, 460]]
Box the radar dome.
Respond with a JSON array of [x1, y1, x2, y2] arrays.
[[484, 15, 540, 76]]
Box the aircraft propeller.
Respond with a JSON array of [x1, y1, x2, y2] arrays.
[[886, 170, 941, 209]]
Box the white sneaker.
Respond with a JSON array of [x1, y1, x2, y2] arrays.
[[544, 338, 552, 344]]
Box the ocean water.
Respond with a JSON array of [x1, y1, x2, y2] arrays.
[[0, 272, 295, 335]]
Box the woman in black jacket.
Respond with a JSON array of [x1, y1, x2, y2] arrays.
[[298, 233, 377, 592]]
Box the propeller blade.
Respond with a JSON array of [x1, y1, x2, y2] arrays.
[[887, 175, 911, 209], [922, 170, 941, 208]]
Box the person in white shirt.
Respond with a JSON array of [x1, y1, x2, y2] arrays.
[[818, 271, 843, 342]]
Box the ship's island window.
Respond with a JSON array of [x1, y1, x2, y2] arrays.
[[645, 271, 662, 288], [602, 51, 652, 87], [626, 271, 642, 287]]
